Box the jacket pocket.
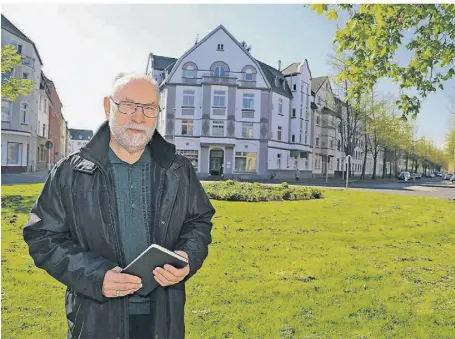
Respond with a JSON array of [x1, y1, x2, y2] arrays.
[[66, 290, 87, 338]]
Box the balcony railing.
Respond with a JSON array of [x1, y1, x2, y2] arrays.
[[21, 56, 35, 70], [202, 73, 237, 85]]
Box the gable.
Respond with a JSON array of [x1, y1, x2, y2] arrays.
[[166, 25, 269, 89]]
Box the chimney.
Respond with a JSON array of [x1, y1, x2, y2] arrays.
[[278, 60, 281, 71]]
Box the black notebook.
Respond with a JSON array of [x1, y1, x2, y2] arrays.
[[120, 244, 188, 296]]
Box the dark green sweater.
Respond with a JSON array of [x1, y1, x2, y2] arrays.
[[108, 147, 152, 315]]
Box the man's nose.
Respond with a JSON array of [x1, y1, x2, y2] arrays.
[[131, 107, 145, 123]]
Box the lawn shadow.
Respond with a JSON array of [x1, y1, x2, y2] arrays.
[[1, 195, 36, 214]]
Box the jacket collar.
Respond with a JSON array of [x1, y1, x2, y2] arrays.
[[80, 120, 176, 171]]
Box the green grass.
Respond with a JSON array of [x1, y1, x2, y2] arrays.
[[2, 184, 455, 339]]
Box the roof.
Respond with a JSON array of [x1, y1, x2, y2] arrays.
[[69, 129, 93, 141], [255, 59, 293, 98], [152, 55, 178, 71], [281, 62, 301, 76], [311, 76, 327, 94], [1, 14, 43, 65]]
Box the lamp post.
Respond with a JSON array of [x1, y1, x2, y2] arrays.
[[345, 154, 352, 189]]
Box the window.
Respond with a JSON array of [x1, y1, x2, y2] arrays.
[[183, 90, 195, 107], [330, 139, 334, 149], [217, 44, 224, 51], [277, 154, 281, 168], [291, 135, 296, 143], [235, 152, 256, 173], [242, 122, 253, 138], [7, 142, 23, 165], [20, 103, 28, 124], [316, 115, 320, 125], [278, 98, 283, 115], [43, 124, 46, 137], [337, 140, 341, 151], [2, 70, 12, 83], [293, 84, 297, 91], [337, 158, 340, 171], [316, 137, 319, 147], [2, 100, 12, 122], [181, 120, 194, 136], [184, 66, 195, 78], [213, 91, 226, 107], [177, 149, 198, 169], [277, 126, 282, 141], [22, 72, 29, 79], [11, 41, 23, 55], [338, 123, 342, 133], [292, 108, 296, 118], [212, 120, 225, 136], [242, 93, 254, 109], [245, 70, 253, 81], [214, 66, 226, 77]]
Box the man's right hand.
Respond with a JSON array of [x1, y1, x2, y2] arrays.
[[102, 266, 142, 298]]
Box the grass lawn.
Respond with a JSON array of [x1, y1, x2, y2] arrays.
[[2, 184, 455, 339]]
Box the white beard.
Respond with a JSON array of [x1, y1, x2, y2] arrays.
[[109, 110, 155, 153]]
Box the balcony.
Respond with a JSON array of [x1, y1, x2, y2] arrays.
[[238, 80, 257, 88], [202, 72, 237, 85], [21, 56, 35, 70]]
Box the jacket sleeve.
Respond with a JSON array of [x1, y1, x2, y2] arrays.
[[23, 162, 118, 303], [175, 159, 215, 283]]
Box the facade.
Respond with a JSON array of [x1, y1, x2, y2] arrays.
[[146, 25, 313, 180], [1, 15, 43, 173], [68, 129, 93, 154], [60, 115, 68, 159], [47, 77, 63, 165], [36, 72, 52, 171]]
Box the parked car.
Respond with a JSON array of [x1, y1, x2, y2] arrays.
[[444, 173, 453, 180], [414, 173, 422, 179], [398, 172, 411, 181], [426, 173, 435, 178], [451, 175, 455, 184], [436, 172, 443, 177]]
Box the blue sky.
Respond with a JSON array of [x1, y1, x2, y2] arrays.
[[2, 4, 452, 147]]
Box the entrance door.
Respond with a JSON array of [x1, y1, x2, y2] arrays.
[[209, 149, 224, 175]]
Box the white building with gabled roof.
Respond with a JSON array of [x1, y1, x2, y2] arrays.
[[146, 25, 313, 180]]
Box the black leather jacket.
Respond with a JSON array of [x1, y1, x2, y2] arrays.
[[23, 121, 215, 338]]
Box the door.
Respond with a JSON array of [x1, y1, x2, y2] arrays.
[[209, 149, 224, 175]]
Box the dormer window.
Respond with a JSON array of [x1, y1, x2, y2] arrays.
[[217, 44, 224, 51], [182, 62, 198, 79], [245, 70, 253, 81], [184, 66, 195, 78]]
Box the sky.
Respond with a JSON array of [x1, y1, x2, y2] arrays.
[[2, 4, 452, 148]]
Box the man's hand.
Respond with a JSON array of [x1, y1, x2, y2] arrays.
[[102, 266, 142, 298], [153, 251, 190, 287]]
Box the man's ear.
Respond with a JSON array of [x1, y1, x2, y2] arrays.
[[103, 97, 110, 120]]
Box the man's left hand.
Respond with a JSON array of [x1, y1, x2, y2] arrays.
[[153, 250, 190, 287]]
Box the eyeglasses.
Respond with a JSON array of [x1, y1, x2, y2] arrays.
[[110, 97, 161, 118]]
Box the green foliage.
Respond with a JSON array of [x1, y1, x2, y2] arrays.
[[2, 184, 455, 338], [203, 180, 323, 202], [1, 45, 35, 102], [312, 4, 455, 118]]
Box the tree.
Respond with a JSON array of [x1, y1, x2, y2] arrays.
[[312, 4, 455, 118], [1, 45, 35, 102]]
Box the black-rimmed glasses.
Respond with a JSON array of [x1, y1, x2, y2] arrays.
[[110, 97, 161, 118]]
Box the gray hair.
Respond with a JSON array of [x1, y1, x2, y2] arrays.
[[110, 72, 160, 100]]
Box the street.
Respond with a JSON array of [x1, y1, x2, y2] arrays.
[[2, 171, 454, 199]]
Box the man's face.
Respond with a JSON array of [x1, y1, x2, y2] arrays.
[[104, 79, 159, 153]]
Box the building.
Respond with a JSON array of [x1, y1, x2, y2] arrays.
[[60, 115, 69, 159], [46, 76, 63, 165], [36, 71, 52, 171], [146, 25, 314, 180], [1, 14, 43, 173], [310, 76, 343, 178], [68, 129, 93, 154]]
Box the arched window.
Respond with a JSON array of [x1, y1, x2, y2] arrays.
[[182, 62, 198, 78], [242, 65, 257, 81], [214, 65, 226, 77], [210, 61, 230, 78]]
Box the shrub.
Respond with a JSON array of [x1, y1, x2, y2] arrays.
[[203, 181, 323, 202]]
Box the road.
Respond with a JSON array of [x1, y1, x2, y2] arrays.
[[2, 171, 454, 199]]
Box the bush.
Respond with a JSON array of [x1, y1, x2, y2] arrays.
[[202, 180, 323, 202]]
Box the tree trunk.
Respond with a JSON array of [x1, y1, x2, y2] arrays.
[[372, 149, 378, 180], [361, 147, 367, 180], [405, 155, 409, 171], [414, 161, 419, 173], [382, 148, 387, 179]]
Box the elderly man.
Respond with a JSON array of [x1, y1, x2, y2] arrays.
[[23, 73, 215, 339]]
